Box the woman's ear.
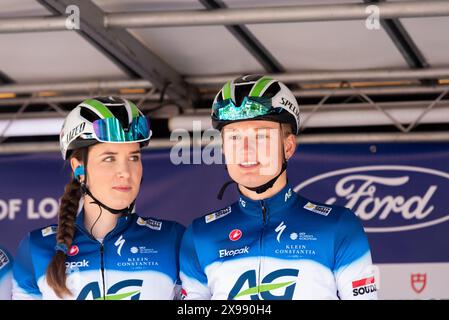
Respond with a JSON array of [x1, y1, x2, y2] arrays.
[[70, 158, 86, 183], [70, 157, 82, 172]]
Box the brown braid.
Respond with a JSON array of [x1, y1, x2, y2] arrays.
[[46, 149, 84, 298]]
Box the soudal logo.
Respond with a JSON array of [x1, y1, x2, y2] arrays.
[[229, 229, 242, 241], [65, 259, 89, 269], [219, 246, 250, 258], [68, 245, 79, 256], [352, 276, 377, 297], [295, 166, 449, 233]]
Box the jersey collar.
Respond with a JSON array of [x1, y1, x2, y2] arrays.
[[238, 183, 298, 218], [76, 209, 133, 241]]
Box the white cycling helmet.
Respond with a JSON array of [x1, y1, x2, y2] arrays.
[[60, 96, 152, 160], [211, 74, 300, 134]]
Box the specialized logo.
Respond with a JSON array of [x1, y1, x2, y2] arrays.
[[295, 165, 449, 233], [229, 269, 299, 300], [137, 217, 162, 230], [280, 98, 299, 118], [229, 229, 242, 241], [219, 246, 250, 258], [41, 226, 57, 237], [77, 279, 143, 300], [0, 249, 9, 270], [275, 221, 286, 243], [303, 202, 332, 216], [411, 273, 427, 294], [205, 207, 231, 223], [352, 276, 377, 297], [68, 245, 79, 256], [239, 198, 246, 208], [114, 235, 126, 256]]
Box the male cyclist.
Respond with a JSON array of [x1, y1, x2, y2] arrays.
[[179, 75, 377, 300]]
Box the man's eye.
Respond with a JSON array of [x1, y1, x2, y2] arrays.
[[103, 156, 114, 162], [228, 135, 240, 141], [130, 155, 140, 161]]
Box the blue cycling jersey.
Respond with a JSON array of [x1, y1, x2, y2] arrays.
[[0, 246, 13, 300], [180, 183, 377, 300], [13, 210, 185, 300]]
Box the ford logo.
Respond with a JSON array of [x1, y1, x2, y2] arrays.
[[294, 165, 449, 233]]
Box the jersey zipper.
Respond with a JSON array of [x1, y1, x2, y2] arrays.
[[257, 200, 267, 298], [75, 225, 108, 300], [100, 242, 106, 300]]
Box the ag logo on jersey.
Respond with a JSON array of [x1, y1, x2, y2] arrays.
[[229, 269, 299, 300], [77, 279, 143, 300]]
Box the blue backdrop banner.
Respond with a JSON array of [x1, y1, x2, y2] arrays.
[[1, 142, 448, 298]]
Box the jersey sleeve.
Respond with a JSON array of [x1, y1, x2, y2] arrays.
[[179, 223, 211, 300], [12, 234, 42, 300], [171, 222, 186, 300], [0, 247, 13, 300], [333, 209, 378, 300]]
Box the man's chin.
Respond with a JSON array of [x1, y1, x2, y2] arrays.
[[236, 178, 273, 190]]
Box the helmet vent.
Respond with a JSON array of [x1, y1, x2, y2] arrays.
[[261, 82, 281, 99], [109, 107, 130, 131], [234, 84, 252, 106], [80, 107, 101, 122]]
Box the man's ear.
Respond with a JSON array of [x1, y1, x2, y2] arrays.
[[284, 134, 297, 160]]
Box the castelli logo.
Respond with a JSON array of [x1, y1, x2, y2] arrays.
[[68, 245, 79, 256], [181, 288, 187, 300], [229, 229, 242, 241], [295, 165, 449, 233]]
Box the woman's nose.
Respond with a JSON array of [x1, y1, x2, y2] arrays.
[[116, 161, 131, 179]]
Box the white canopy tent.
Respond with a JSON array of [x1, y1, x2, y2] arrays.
[[1, 0, 449, 152]]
